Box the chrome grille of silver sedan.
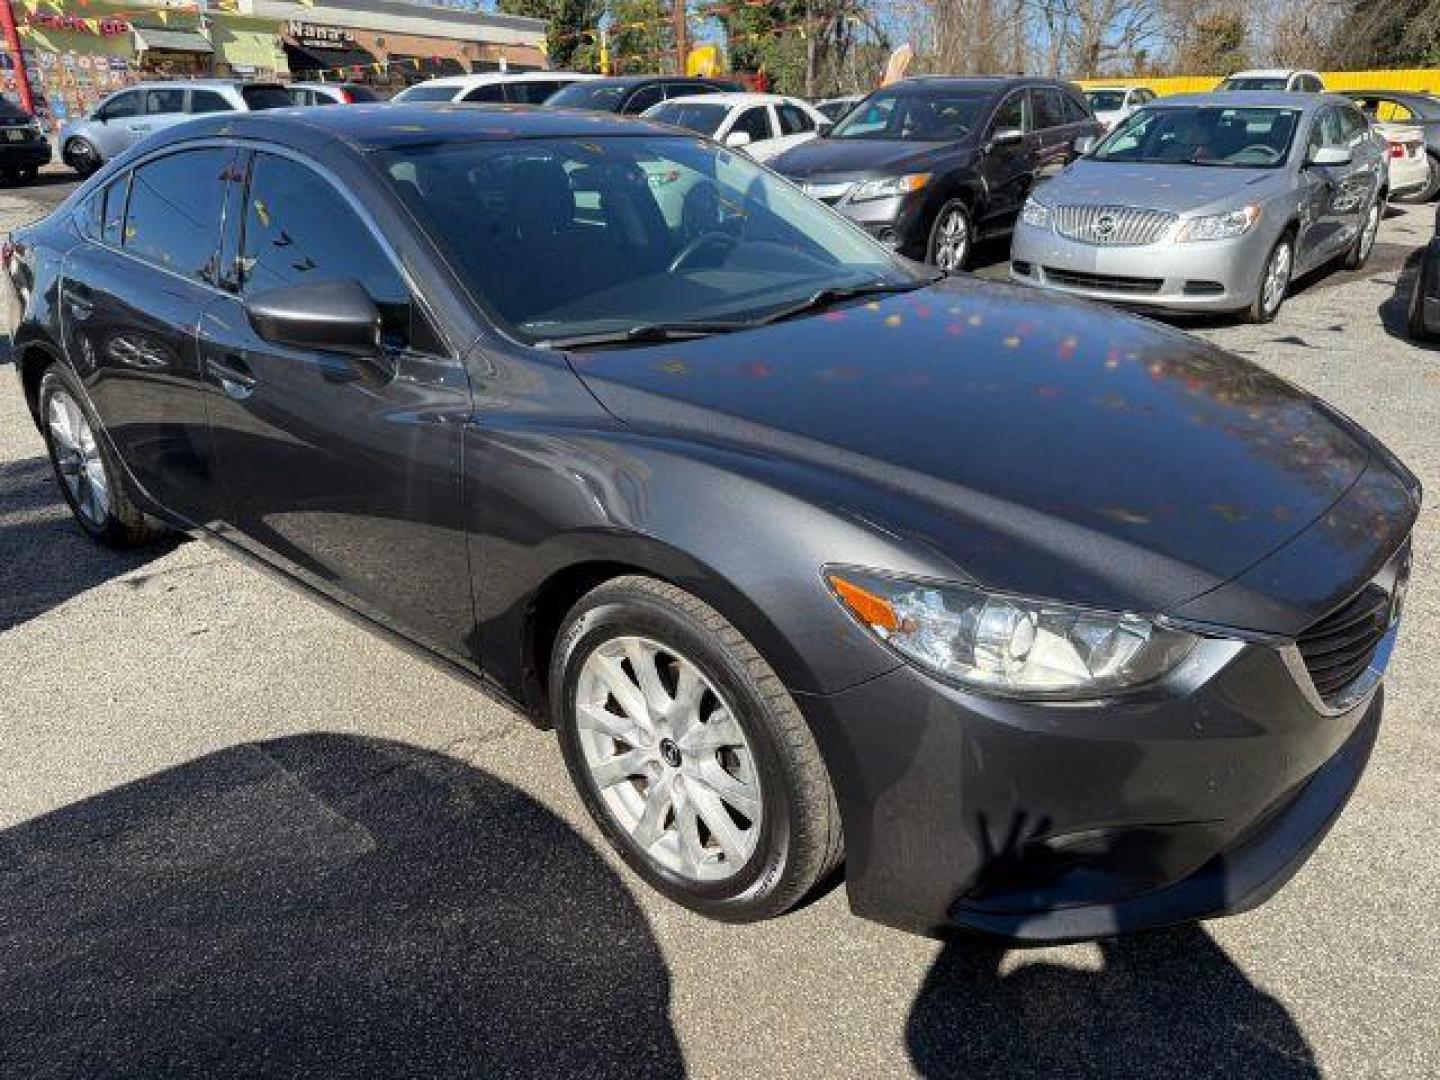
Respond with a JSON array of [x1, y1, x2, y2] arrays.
[[1053, 205, 1177, 246]]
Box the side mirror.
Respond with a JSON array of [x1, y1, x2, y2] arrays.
[[1307, 144, 1352, 167], [987, 127, 1024, 151], [725, 130, 753, 148], [245, 278, 382, 358], [1073, 135, 1097, 156]]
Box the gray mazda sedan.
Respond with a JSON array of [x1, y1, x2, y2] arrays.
[[1011, 93, 1387, 321]]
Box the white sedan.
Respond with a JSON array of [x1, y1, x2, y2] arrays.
[[643, 92, 831, 162], [1083, 86, 1157, 133]]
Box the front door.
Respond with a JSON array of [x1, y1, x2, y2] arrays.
[[91, 89, 142, 160], [199, 149, 476, 660], [1298, 106, 1370, 269], [60, 146, 235, 526], [977, 89, 1035, 236]]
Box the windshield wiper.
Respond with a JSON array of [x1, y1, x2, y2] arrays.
[[757, 277, 939, 326], [534, 320, 750, 350]]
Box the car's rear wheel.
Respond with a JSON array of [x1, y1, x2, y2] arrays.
[[1247, 234, 1294, 323], [1410, 246, 1438, 342], [63, 138, 100, 177], [1343, 196, 1383, 271], [551, 575, 842, 922], [927, 200, 972, 274], [38, 365, 157, 548]]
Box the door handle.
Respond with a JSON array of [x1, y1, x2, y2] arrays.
[[209, 354, 257, 400]]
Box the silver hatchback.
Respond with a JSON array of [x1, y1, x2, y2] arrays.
[[59, 81, 292, 176], [1010, 93, 1388, 322]]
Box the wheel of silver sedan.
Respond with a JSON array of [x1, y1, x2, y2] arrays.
[[1359, 201, 1381, 262], [1260, 240, 1292, 318], [574, 635, 762, 883], [929, 202, 971, 274], [46, 389, 110, 528]]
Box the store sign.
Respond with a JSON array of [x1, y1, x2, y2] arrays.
[[25, 13, 130, 36], [286, 21, 356, 50]]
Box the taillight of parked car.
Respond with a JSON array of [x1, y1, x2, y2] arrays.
[[340, 89, 355, 104]]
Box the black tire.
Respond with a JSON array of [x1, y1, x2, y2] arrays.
[[15, 165, 37, 185], [1410, 246, 1438, 342], [1394, 155, 1440, 204], [1343, 195, 1384, 271], [0, 167, 16, 188], [551, 575, 843, 923], [37, 364, 158, 548], [926, 198, 972, 274], [63, 138, 101, 177], [1246, 233, 1295, 324]]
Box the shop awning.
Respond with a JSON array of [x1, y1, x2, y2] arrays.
[[133, 28, 214, 54], [283, 41, 379, 78]]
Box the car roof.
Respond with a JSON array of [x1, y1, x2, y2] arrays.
[[1224, 69, 1315, 79], [570, 75, 730, 88], [111, 79, 268, 90], [150, 102, 681, 150], [406, 71, 598, 89], [1150, 91, 1331, 111], [660, 92, 795, 107]]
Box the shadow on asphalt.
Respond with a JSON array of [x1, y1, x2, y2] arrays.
[[0, 454, 178, 634], [907, 927, 1317, 1078], [0, 735, 685, 1079]]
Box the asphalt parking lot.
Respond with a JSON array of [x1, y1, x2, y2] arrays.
[[1, 166, 1437, 1078]]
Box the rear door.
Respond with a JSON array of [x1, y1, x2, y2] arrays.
[[138, 86, 189, 140], [198, 149, 475, 658], [61, 146, 236, 525]]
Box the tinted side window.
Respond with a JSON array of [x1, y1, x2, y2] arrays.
[[100, 91, 140, 120], [1031, 87, 1067, 130], [463, 83, 507, 103], [123, 149, 229, 283], [190, 89, 235, 114], [144, 87, 185, 115], [991, 92, 1026, 133], [100, 174, 129, 245], [1061, 93, 1090, 123], [665, 82, 714, 100], [624, 84, 664, 114], [1339, 106, 1368, 140], [240, 84, 293, 110], [506, 80, 562, 104], [240, 153, 412, 345], [731, 106, 773, 141], [777, 102, 814, 135]]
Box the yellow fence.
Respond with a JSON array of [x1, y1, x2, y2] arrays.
[[1078, 69, 1440, 96]]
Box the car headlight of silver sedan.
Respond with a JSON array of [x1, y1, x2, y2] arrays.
[[1020, 195, 1051, 229], [826, 568, 1198, 697], [1176, 205, 1260, 242]]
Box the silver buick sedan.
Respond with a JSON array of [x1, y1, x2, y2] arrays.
[[1010, 93, 1388, 322]]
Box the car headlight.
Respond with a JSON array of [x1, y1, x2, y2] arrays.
[[826, 569, 1198, 697], [1021, 196, 1050, 228], [850, 173, 931, 203], [1176, 205, 1260, 242]]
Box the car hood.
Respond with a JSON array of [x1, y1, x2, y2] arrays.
[[1042, 159, 1288, 214], [568, 277, 1390, 620], [771, 138, 957, 181]]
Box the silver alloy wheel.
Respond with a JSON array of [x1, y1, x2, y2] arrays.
[[574, 635, 762, 883], [933, 206, 970, 273], [1359, 201, 1381, 261], [1262, 241, 1292, 316], [66, 140, 97, 173], [47, 390, 110, 527]]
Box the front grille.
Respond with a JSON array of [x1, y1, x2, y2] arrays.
[[1296, 585, 1391, 702], [1053, 204, 1177, 246], [1042, 266, 1164, 294]]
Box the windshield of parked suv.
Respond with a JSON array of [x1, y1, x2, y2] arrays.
[[380, 136, 911, 343], [1219, 77, 1290, 92], [829, 85, 992, 142], [240, 84, 293, 110], [545, 82, 630, 112], [644, 101, 728, 137], [1093, 105, 1302, 167], [1085, 90, 1127, 112]]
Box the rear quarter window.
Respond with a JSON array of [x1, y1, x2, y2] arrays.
[[240, 84, 293, 110]]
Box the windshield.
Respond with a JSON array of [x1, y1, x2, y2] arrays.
[[380, 136, 909, 343], [1219, 77, 1290, 92], [1092, 105, 1302, 168], [1085, 91, 1127, 112], [546, 82, 630, 112], [644, 101, 728, 137], [829, 86, 992, 142], [395, 84, 461, 103]]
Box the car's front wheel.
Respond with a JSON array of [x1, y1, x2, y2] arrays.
[[1247, 234, 1294, 323], [551, 575, 842, 922], [38, 365, 157, 547], [1343, 196, 1384, 271], [927, 199, 972, 274], [62, 138, 101, 177]]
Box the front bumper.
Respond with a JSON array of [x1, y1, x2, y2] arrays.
[[798, 182, 924, 255], [798, 630, 1387, 941], [1010, 218, 1272, 312], [0, 138, 52, 169]]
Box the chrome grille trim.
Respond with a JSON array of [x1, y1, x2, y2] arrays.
[[1053, 205, 1177, 246]]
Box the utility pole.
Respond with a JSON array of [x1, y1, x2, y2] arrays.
[[672, 0, 687, 76], [0, 0, 34, 114]]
